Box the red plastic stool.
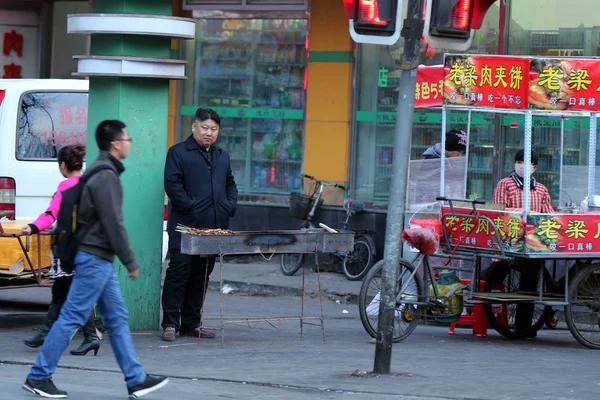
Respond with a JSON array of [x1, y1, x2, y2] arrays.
[[448, 279, 508, 337]]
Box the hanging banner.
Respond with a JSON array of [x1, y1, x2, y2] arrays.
[[443, 55, 530, 109], [529, 58, 600, 112], [415, 65, 444, 108], [443, 54, 600, 112]]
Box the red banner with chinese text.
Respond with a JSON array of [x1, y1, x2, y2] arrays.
[[440, 207, 526, 253], [440, 207, 600, 255], [442, 54, 600, 112], [529, 58, 600, 112], [443, 55, 530, 109], [415, 65, 444, 108], [526, 214, 600, 253]]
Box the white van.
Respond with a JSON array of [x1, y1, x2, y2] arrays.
[[0, 79, 168, 262]]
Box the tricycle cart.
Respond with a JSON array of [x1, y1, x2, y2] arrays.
[[359, 54, 600, 349]]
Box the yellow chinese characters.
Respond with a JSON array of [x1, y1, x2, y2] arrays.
[[493, 217, 506, 238], [415, 82, 420, 101], [538, 66, 565, 91], [567, 69, 593, 91], [565, 220, 589, 239], [479, 64, 492, 87], [461, 217, 475, 232], [476, 218, 490, 235], [509, 66, 523, 89], [449, 63, 464, 85], [422, 82, 431, 100], [464, 64, 478, 86], [445, 216, 460, 232], [537, 218, 562, 240], [494, 65, 507, 88], [593, 222, 600, 240], [506, 217, 522, 240]]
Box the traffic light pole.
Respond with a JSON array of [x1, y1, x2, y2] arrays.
[[373, 0, 424, 374]]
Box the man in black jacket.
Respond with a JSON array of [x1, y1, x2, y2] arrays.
[[24, 120, 168, 399], [162, 108, 238, 342]]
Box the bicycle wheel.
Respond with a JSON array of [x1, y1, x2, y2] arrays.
[[483, 261, 551, 339], [564, 264, 600, 349], [358, 258, 424, 342], [280, 254, 303, 276], [343, 235, 374, 281]]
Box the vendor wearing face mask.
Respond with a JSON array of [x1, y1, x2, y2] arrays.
[[493, 149, 554, 213]]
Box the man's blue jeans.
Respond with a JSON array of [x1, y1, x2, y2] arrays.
[[28, 251, 146, 387]]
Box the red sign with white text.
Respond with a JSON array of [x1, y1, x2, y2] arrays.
[[415, 65, 444, 108]]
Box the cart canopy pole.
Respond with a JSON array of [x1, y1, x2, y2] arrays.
[[440, 107, 447, 197], [523, 110, 533, 215], [588, 114, 597, 202], [559, 118, 565, 206], [463, 109, 472, 198]]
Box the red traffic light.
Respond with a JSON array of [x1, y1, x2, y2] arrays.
[[358, 0, 387, 27], [344, 0, 403, 44], [429, 0, 473, 38]]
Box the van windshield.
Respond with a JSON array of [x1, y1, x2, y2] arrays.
[[16, 91, 89, 161]]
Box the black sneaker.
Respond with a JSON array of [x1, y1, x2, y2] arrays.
[[127, 375, 169, 398], [22, 378, 67, 398]]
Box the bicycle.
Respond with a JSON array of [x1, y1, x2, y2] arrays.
[[280, 174, 376, 281], [358, 197, 555, 343]]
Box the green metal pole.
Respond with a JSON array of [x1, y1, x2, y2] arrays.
[[85, 0, 172, 330]]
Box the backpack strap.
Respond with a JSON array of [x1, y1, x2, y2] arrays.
[[81, 164, 114, 184]]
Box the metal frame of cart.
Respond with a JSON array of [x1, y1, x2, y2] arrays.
[[180, 229, 354, 345], [0, 223, 51, 290]]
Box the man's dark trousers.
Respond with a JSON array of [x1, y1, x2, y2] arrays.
[[161, 250, 216, 333]]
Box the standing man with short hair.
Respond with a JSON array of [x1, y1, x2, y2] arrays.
[[162, 108, 238, 342], [23, 120, 168, 398]]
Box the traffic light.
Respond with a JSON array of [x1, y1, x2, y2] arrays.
[[343, 0, 404, 45], [424, 0, 497, 51]]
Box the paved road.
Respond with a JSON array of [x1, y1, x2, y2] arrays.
[[1, 287, 598, 400]]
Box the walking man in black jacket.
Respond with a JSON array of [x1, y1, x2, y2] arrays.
[[162, 108, 238, 342], [24, 120, 168, 399]]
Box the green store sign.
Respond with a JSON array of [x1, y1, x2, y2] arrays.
[[355, 111, 593, 129], [180, 105, 593, 130]]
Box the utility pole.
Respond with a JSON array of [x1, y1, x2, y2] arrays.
[[373, 0, 424, 374]]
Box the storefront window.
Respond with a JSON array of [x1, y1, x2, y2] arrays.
[[352, 5, 501, 202], [508, 0, 600, 57], [182, 19, 307, 195]]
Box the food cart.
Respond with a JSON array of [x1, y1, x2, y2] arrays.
[[0, 220, 52, 289], [360, 54, 600, 349], [179, 227, 354, 345]]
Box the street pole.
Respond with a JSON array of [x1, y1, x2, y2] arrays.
[[373, 0, 424, 374]]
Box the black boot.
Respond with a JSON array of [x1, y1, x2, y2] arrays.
[[24, 303, 60, 348], [70, 312, 101, 356]]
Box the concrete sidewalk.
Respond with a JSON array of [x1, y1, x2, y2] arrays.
[[0, 291, 598, 400], [205, 258, 363, 303]]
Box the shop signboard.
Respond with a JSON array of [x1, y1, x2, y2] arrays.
[[0, 11, 40, 79], [443, 54, 600, 113], [442, 55, 530, 110], [414, 65, 444, 108], [440, 207, 600, 254]]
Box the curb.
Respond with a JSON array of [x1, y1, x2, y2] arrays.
[[208, 280, 359, 304]]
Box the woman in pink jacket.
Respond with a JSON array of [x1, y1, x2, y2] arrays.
[[22, 144, 101, 356]]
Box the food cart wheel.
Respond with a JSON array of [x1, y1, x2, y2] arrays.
[[545, 310, 559, 329], [564, 264, 600, 349], [482, 261, 551, 339], [280, 254, 303, 276], [358, 258, 424, 343]]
